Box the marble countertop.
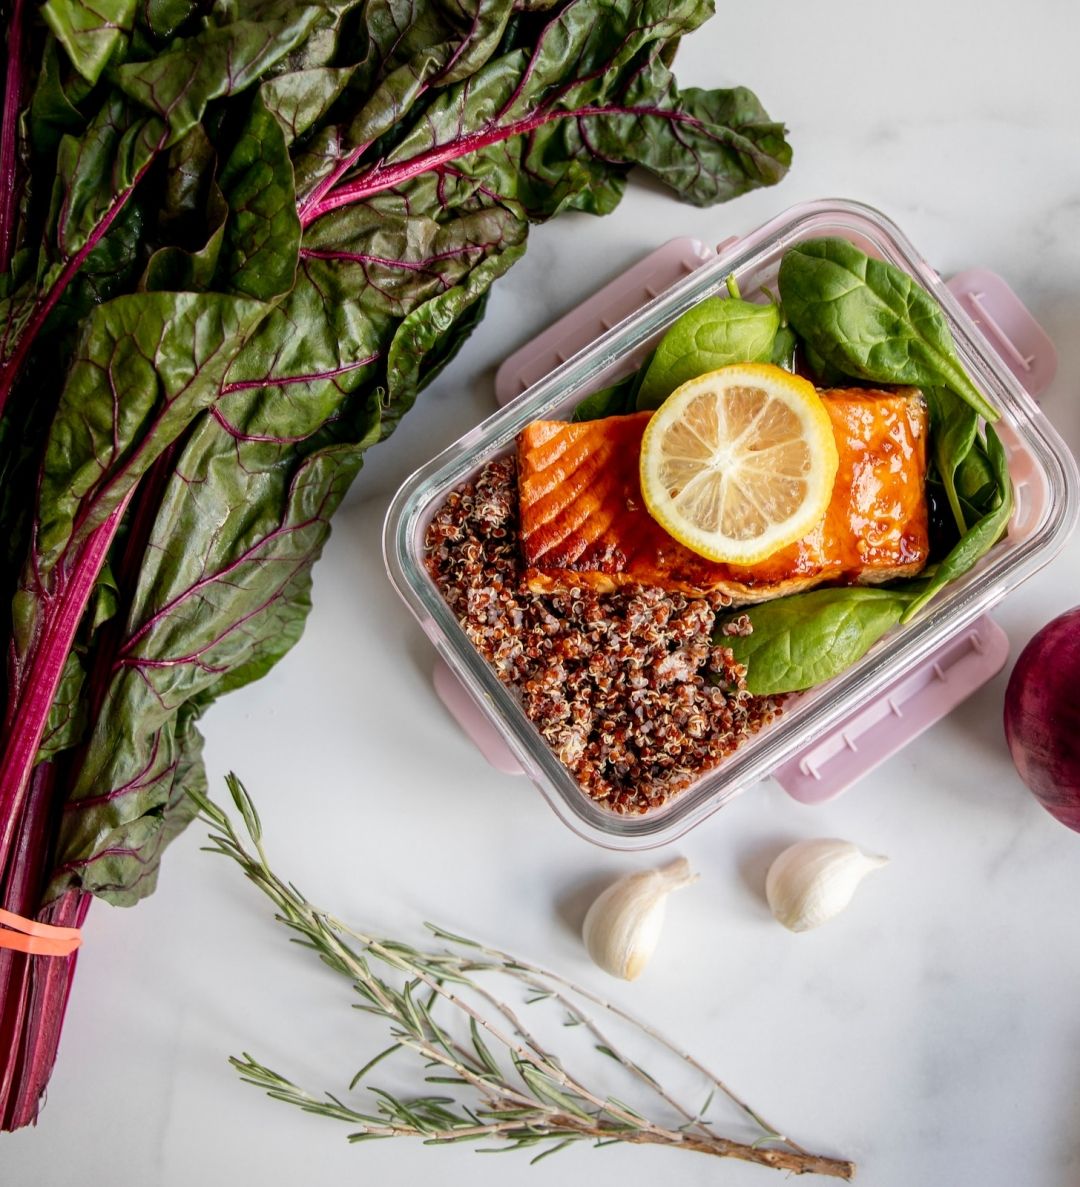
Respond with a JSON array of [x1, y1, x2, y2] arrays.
[[9, 2, 1080, 1184]]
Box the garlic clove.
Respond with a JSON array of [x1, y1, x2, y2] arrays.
[[765, 838, 887, 933], [582, 857, 698, 980]]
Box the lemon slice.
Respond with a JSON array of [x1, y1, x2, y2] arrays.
[[639, 363, 839, 565]]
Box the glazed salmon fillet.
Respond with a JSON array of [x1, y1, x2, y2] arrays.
[[517, 388, 929, 603]]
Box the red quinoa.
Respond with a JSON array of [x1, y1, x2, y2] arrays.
[[425, 457, 780, 813]]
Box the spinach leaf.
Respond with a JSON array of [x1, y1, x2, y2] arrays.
[[955, 444, 1000, 518], [573, 350, 655, 421], [635, 295, 779, 409], [923, 386, 979, 533], [800, 340, 848, 387], [719, 586, 918, 695], [777, 238, 1000, 423], [573, 375, 638, 421], [769, 323, 797, 370], [899, 425, 1013, 623]]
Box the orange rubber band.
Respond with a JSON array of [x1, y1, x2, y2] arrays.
[[0, 908, 82, 957]]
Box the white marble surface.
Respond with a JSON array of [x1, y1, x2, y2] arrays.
[[8, 2, 1080, 1184]]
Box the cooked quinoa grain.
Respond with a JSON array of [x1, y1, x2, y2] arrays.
[[425, 458, 780, 812]]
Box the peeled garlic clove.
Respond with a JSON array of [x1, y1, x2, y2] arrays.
[[582, 857, 698, 980], [765, 838, 887, 933]]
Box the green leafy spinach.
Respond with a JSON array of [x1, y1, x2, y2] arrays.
[[719, 586, 919, 695], [777, 237, 1000, 423], [634, 292, 779, 409], [899, 423, 1013, 623]]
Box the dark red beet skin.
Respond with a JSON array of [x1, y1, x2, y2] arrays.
[[1004, 606, 1080, 832]]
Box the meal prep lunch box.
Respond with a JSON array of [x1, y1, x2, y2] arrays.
[[383, 198, 1079, 849]]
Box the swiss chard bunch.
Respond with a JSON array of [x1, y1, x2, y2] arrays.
[[0, 0, 791, 1129]]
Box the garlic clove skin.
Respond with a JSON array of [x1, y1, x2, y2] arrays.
[[582, 858, 698, 980], [765, 838, 887, 933]]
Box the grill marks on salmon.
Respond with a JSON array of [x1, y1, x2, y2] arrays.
[[517, 388, 930, 603]]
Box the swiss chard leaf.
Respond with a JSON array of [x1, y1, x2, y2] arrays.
[[214, 92, 302, 301], [114, 10, 326, 149], [36, 652, 87, 765], [49, 167, 528, 903], [31, 291, 269, 573], [582, 68, 793, 207], [51, 439, 369, 898], [299, 0, 791, 224], [158, 124, 219, 231], [51, 247, 523, 900], [259, 66, 356, 145], [291, 0, 519, 203], [42, 0, 137, 85], [29, 38, 93, 155], [135, 0, 203, 44], [0, 2, 335, 406]]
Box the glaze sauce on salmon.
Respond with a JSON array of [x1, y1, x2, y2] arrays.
[[517, 388, 929, 603]]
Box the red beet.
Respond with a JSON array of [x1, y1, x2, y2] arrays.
[[1004, 606, 1080, 831]]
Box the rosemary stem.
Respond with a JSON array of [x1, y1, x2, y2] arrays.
[[194, 781, 854, 1181]]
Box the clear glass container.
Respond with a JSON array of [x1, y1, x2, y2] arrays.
[[383, 199, 1079, 847]]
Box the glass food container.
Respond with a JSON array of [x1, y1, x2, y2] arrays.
[[383, 199, 1079, 848]]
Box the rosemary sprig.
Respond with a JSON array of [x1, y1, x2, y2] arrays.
[[195, 776, 855, 1179]]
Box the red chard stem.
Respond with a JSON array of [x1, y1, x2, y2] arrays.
[[0, 0, 27, 274]]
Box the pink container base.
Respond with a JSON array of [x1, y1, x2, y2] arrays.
[[434, 236, 1055, 804], [772, 614, 1010, 803]]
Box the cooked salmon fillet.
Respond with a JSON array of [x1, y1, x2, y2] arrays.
[[517, 388, 929, 603]]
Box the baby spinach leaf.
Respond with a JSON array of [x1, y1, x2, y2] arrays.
[[801, 340, 849, 388], [635, 295, 779, 409], [954, 445, 1000, 517], [572, 376, 638, 421], [719, 586, 918, 695], [777, 238, 999, 423], [769, 323, 797, 370], [924, 386, 979, 534], [572, 351, 655, 422], [900, 425, 1012, 623]]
